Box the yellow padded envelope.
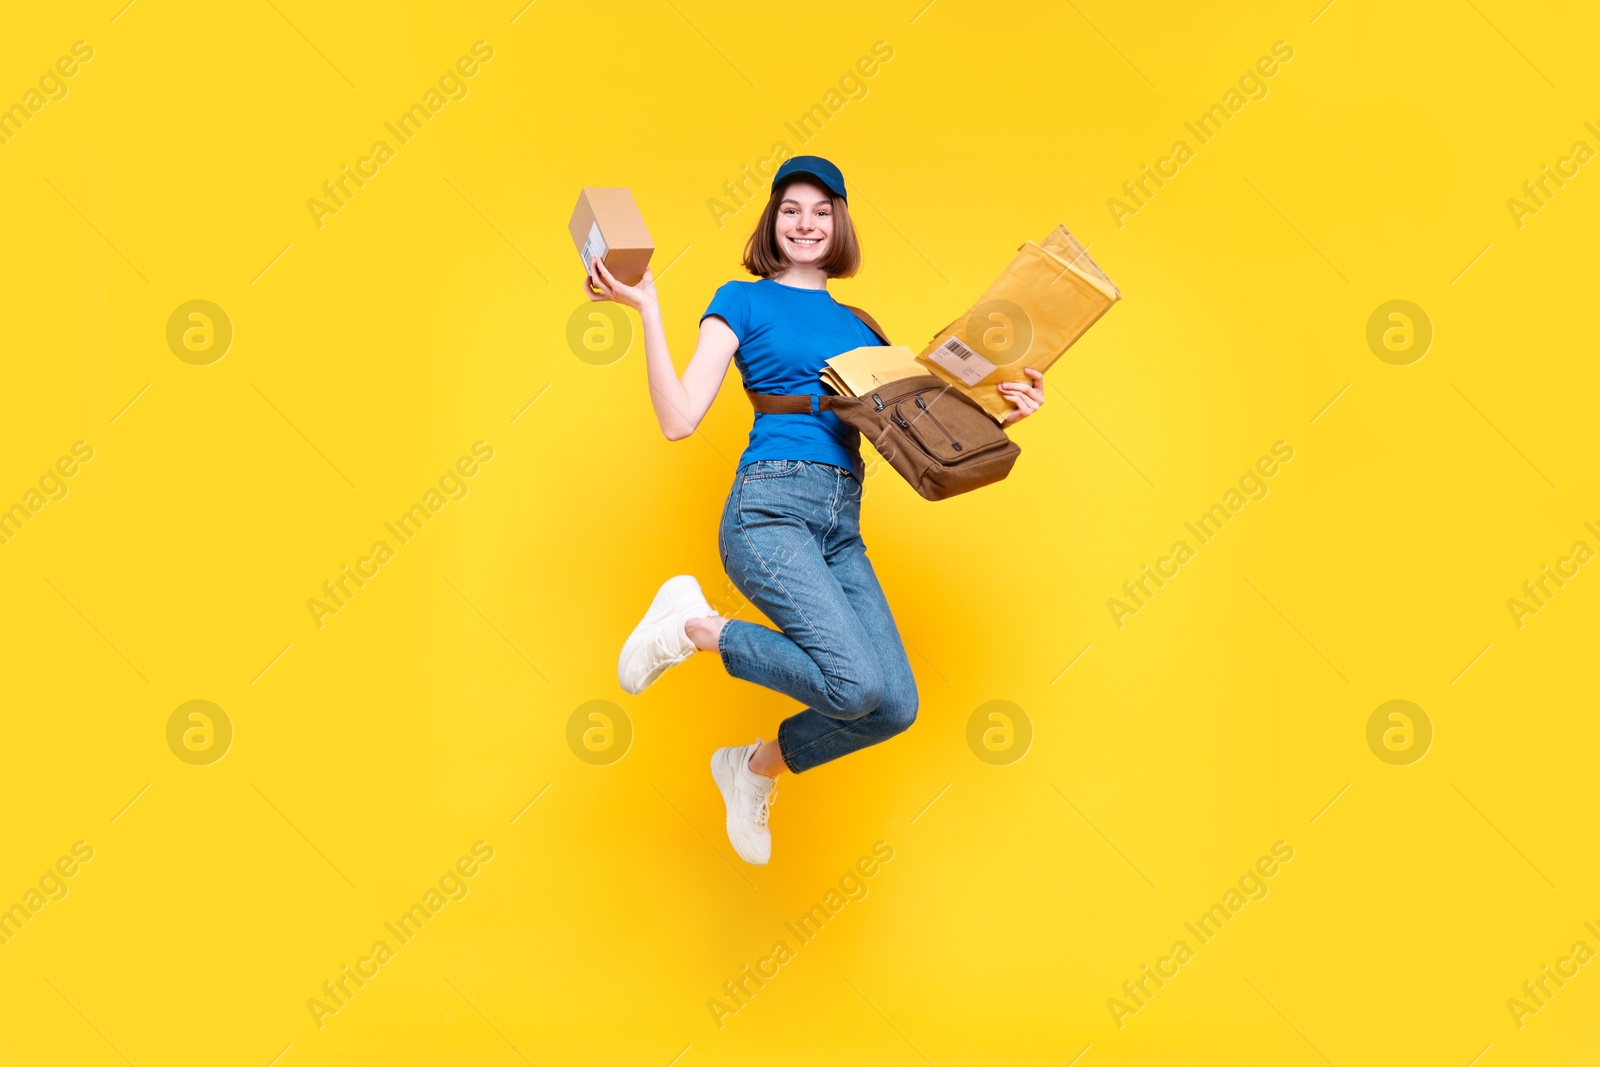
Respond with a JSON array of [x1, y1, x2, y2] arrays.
[[917, 225, 1121, 421]]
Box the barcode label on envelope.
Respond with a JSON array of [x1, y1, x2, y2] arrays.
[[927, 336, 996, 386]]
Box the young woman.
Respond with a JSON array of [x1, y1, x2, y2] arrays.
[[587, 156, 1044, 865]]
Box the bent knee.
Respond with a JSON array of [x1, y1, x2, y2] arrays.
[[820, 669, 885, 721], [876, 690, 918, 735]]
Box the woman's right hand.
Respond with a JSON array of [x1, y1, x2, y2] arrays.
[[586, 256, 657, 315]]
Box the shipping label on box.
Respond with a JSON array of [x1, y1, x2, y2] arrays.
[[579, 220, 607, 274]]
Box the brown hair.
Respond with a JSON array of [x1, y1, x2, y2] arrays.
[[740, 177, 862, 279]]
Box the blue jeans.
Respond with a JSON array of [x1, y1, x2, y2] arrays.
[[717, 459, 919, 774]]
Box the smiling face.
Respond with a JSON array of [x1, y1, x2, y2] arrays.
[[773, 180, 834, 267], [741, 176, 861, 280]]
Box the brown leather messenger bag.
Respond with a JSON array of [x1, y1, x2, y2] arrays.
[[743, 305, 1020, 501]]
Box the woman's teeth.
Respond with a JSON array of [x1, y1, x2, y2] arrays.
[[790, 237, 821, 246]]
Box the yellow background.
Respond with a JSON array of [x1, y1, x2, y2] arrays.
[[3, 0, 1597, 1063]]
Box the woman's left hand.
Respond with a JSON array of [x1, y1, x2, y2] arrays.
[[997, 368, 1045, 426]]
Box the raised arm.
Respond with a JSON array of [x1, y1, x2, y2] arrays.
[[588, 257, 737, 441]]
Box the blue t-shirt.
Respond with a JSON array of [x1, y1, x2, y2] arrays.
[[700, 278, 882, 480]]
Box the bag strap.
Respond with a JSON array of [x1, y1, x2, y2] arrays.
[[745, 304, 890, 414], [842, 304, 890, 345], [747, 391, 837, 414]]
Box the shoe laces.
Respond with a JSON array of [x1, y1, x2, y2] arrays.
[[654, 614, 690, 661], [754, 788, 776, 828]]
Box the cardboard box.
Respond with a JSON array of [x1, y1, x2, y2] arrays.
[[569, 187, 654, 286], [917, 225, 1120, 421]]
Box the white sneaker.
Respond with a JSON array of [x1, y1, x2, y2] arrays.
[[711, 738, 778, 865], [617, 575, 716, 695]]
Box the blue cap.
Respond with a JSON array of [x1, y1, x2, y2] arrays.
[[771, 155, 847, 203]]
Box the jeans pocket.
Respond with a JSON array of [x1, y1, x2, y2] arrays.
[[735, 463, 813, 531], [741, 459, 804, 482]]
